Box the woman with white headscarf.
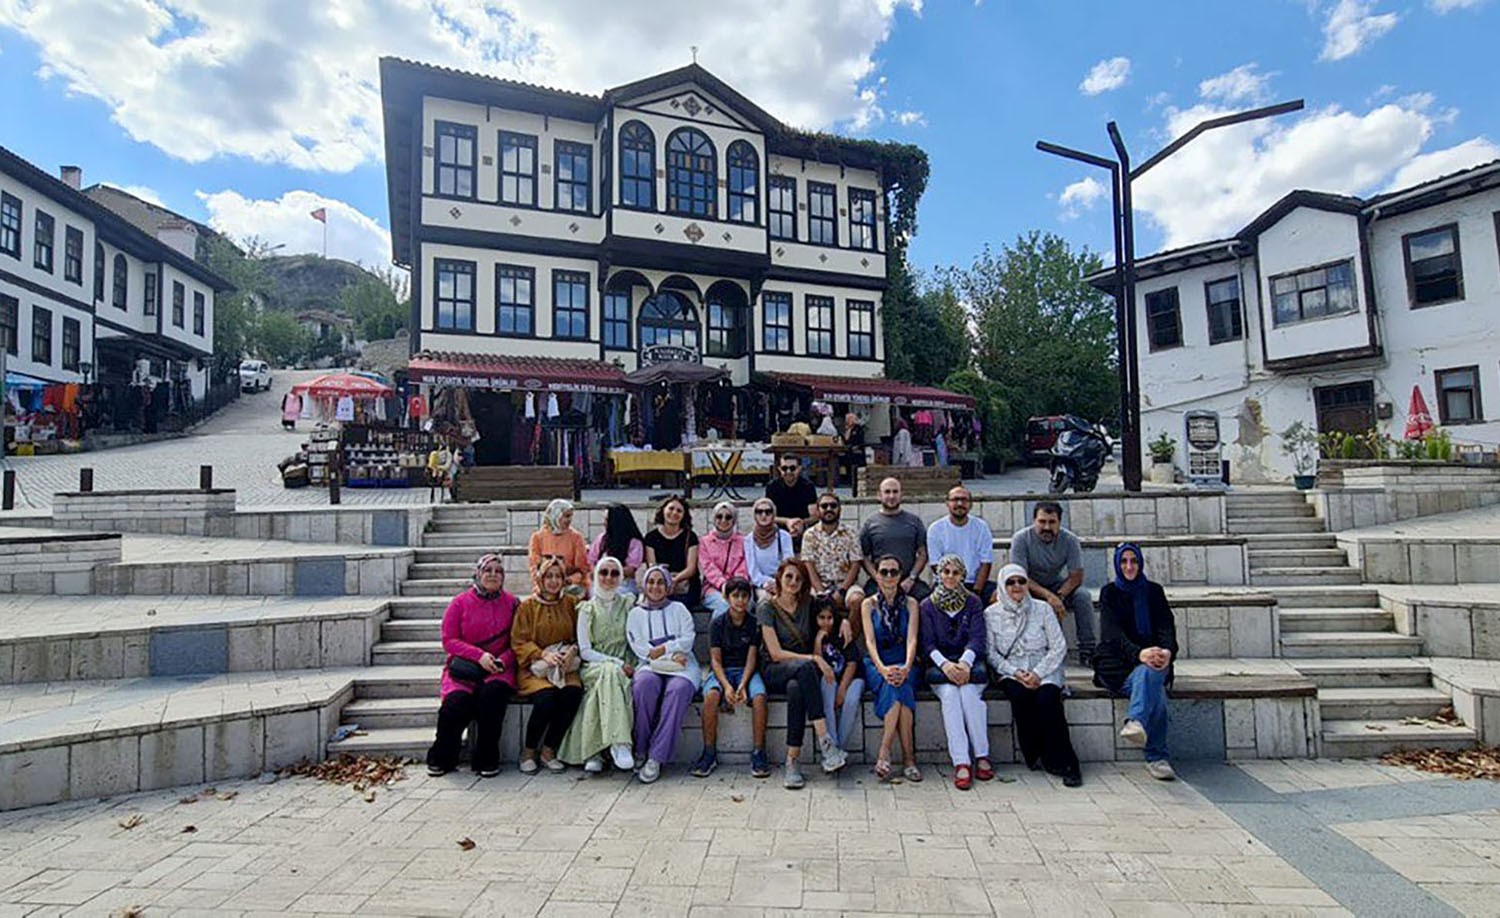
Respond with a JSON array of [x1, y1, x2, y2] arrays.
[[626, 565, 700, 783], [557, 556, 638, 773], [528, 498, 590, 596], [985, 563, 1082, 787], [699, 501, 749, 618]]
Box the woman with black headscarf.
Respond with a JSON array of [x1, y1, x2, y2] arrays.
[[1094, 543, 1179, 781]]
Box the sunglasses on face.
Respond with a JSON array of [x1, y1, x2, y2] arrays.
[[754, 509, 774, 516], [715, 513, 734, 520], [599, 570, 621, 578], [818, 503, 838, 510], [1005, 577, 1027, 587], [878, 567, 901, 577], [781, 466, 799, 473]]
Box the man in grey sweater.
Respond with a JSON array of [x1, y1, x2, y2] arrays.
[[1009, 501, 1095, 664]]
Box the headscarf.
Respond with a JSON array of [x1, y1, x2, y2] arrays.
[[931, 553, 970, 615], [711, 501, 739, 539], [1113, 543, 1152, 636], [996, 563, 1029, 615], [533, 556, 567, 601], [637, 564, 673, 610], [542, 498, 574, 534], [751, 497, 778, 540], [592, 555, 623, 604], [473, 553, 503, 600]]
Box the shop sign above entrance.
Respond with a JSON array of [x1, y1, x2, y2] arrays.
[[640, 344, 701, 366]]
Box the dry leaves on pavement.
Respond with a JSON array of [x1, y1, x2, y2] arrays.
[[117, 814, 143, 830], [457, 837, 476, 851], [1381, 745, 1500, 781], [282, 754, 414, 793]]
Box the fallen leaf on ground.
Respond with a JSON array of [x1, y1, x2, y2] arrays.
[[730, 794, 744, 803], [457, 837, 476, 851], [362, 789, 377, 803], [215, 791, 237, 801], [282, 754, 415, 788], [117, 814, 143, 830], [111, 907, 144, 918], [1382, 745, 1500, 781], [181, 825, 197, 834], [996, 775, 1017, 783], [1365, 724, 1388, 732], [178, 796, 198, 805]]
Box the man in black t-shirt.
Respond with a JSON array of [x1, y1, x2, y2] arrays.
[[765, 458, 818, 539]]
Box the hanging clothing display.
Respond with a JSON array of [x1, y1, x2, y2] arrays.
[[335, 395, 356, 421]]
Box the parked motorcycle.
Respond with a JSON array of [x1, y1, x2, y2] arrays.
[[1047, 416, 1112, 493]]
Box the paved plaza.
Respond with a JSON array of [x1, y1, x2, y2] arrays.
[[0, 758, 1497, 916]]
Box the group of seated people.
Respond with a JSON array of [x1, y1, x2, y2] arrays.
[[428, 478, 1180, 790]]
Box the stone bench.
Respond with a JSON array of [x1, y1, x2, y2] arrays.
[[0, 530, 122, 594]]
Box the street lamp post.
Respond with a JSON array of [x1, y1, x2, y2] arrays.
[[1038, 99, 1304, 491]]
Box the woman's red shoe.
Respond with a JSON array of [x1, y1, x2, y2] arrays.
[[954, 765, 973, 790], [974, 759, 994, 782]]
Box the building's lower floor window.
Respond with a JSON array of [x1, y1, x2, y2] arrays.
[[847, 299, 874, 359], [31, 305, 52, 365], [494, 264, 533, 336], [1436, 366, 1483, 424], [806, 295, 834, 357], [435, 259, 476, 332], [603, 290, 631, 349], [762, 292, 791, 353], [0, 294, 16, 357], [553, 270, 589, 340], [61, 317, 80, 371]]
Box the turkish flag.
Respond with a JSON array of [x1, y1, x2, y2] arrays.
[[310, 208, 327, 223], [1405, 385, 1434, 440]]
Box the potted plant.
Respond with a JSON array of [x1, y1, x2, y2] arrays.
[[1280, 420, 1319, 489], [1147, 431, 1177, 484]]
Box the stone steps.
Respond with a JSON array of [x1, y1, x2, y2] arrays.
[[428, 520, 514, 534], [1267, 587, 1381, 608], [413, 546, 526, 562], [1317, 687, 1452, 721], [1321, 719, 1476, 758], [372, 641, 446, 666], [342, 696, 439, 730], [1280, 632, 1424, 659], [1250, 567, 1363, 586], [1248, 549, 1349, 569], [328, 725, 432, 759], [408, 563, 495, 580], [1230, 518, 1328, 534], [1242, 534, 1340, 551], [1278, 608, 1393, 633], [387, 597, 449, 619], [1226, 505, 1317, 520], [402, 578, 472, 596], [1293, 658, 1434, 689], [352, 665, 439, 698], [421, 531, 511, 547]]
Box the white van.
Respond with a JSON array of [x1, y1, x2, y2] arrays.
[[239, 360, 273, 392]]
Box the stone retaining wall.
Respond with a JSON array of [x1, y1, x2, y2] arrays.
[[1386, 593, 1500, 658], [1340, 536, 1500, 585], [0, 532, 121, 594], [52, 489, 237, 535], [1315, 462, 1500, 531], [93, 552, 413, 598]]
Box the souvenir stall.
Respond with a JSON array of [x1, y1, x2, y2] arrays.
[[4, 372, 87, 456], [282, 372, 433, 489], [288, 372, 400, 427]]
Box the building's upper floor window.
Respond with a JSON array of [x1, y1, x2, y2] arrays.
[[806, 294, 834, 357], [31, 305, 51, 364], [112, 254, 128, 310], [768, 176, 796, 241], [762, 291, 791, 353], [0, 294, 16, 357], [849, 188, 877, 251], [0, 193, 20, 259], [495, 264, 534, 336], [1145, 287, 1182, 351], [706, 285, 748, 358], [808, 182, 836, 246], [848, 299, 875, 359], [619, 121, 655, 210], [193, 291, 205, 336], [93, 242, 104, 300], [171, 281, 185, 327], [1404, 224, 1463, 307], [500, 131, 537, 207], [555, 141, 591, 213], [34, 210, 54, 273], [727, 141, 758, 224], [666, 128, 716, 219], [1205, 276, 1243, 345], [435, 121, 477, 199], [1270, 259, 1356, 326], [64, 227, 83, 284], [144, 271, 157, 316], [603, 289, 631, 350], [61, 317, 80, 371], [1436, 365, 1483, 424], [434, 258, 475, 332], [553, 270, 589, 340]]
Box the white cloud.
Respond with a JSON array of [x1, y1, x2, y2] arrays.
[[1383, 138, 1500, 191], [893, 110, 926, 127], [197, 189, 396, 272], [1198, 64, 1273, 105], [1430, 0, 1486, 11], [1079, 56, 1131, 95], [1130, 93, 1495, 248], [0, 0, 920, 173], [1058, 176, 1108, 220], [1320, 0, 1399, 61]]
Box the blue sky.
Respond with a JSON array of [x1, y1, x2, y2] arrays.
[[0, 0, 1495, 284]]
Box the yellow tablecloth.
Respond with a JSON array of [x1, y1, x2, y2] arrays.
[[609, 450, 686, 475], [609, 447, 776, 478]]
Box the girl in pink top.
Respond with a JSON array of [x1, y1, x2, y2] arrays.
[[699, 501, 749, 618], [427, 554, 519, 778]]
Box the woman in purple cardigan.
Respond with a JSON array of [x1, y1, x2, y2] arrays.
[[427, 554, 519, 777], [919, 554, 992, 790]]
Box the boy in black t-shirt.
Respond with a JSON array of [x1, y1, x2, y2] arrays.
[[691, 578, 770, 778]]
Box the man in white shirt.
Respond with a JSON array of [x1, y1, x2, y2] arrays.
[[926, 486, 995, 603]]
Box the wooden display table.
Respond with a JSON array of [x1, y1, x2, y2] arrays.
[[856, 464, 962, 498]]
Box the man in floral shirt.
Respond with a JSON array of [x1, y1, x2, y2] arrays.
[[801, 492, 865, 613]]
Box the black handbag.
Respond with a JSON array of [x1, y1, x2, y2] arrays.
[[447, 630, 506, 687]]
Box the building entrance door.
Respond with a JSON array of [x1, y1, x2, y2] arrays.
[[468, 390, 513, 466], [1314, 381, 1375, 436]]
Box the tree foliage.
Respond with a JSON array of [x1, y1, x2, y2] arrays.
[[257, 311, 313, 367], [339, 269, 408, 341], [940, 231, 1119, 460], [202, 236, 273, 378]]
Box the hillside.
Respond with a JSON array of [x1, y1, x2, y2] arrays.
[[258, 255, 375, 312]]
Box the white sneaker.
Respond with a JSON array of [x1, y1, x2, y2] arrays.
[[1120, 720, 1147, 748], [518, 757, 538, 774], [639, 758, 661, 784], [818, 735, 848, 773], [610, 743, 635, 770], [541, 756, 566, 772], [584, 755, 605, 774], [1146, 760, 1176, 781]]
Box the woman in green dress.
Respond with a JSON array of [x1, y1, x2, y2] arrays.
[[559, 555, 639, 772]]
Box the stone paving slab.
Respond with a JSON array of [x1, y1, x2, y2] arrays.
[[1341, 505, 1500, 540]]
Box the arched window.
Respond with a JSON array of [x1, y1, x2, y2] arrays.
[[666, 128, 716, 219], [111, 253, 128, 310], [638, 292, 700, 351], [619, 121, 655, 209], [93, 242, 104, 301], [726, 141, 758, 224]]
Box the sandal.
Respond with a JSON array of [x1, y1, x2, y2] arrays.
[[904, 764, 923, 783], [954, 765, 972, 791], [873, 759, 893, 781], [974, 759, 994, 782]]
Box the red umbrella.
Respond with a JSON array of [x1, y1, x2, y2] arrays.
[[290, 372, 395, 398], [1405, 384, 1434, 440]]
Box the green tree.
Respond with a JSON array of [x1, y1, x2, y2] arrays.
[[258, 311, 313, 367], [338, 270, 408, 342], [203, 236, 274, 379], [941, 367, 1012, 469], [941, 231, 1118, 459], [884, 271, 970, 385]]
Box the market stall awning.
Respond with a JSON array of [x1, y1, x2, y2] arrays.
[[409, 351, 629, 395], [290, 372, 396, 398], [756, 371, 976, 411], [623, 361, 729, 387]]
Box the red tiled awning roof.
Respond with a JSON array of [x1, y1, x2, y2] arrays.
[[759, 372, 976, 411], [409, 351, 628, 395]]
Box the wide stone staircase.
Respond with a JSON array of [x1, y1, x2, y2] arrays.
[[1228, 490, 1476, 756]]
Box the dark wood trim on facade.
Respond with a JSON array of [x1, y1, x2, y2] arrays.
[[1400, 221, 1465, 309], [0, 266, 95, 314]]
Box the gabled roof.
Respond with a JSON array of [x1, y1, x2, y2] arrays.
[[1235, 189, 1363, 241], [604, 63, 783, 135], [0, 145, 232, 292], [82, 184, 229, 255], [1365, 157, 1500, 216]]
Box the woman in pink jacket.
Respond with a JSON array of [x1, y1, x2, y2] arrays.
[[699, 501, 749, 619], [426, 553, 519, 777]]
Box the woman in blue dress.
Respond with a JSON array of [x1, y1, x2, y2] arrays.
[[860, 553, 921, 782]]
